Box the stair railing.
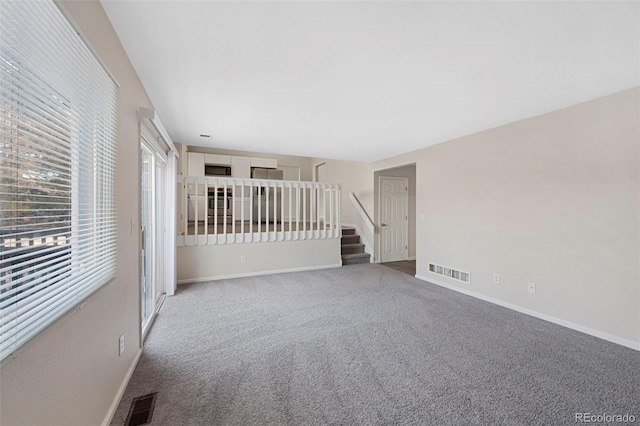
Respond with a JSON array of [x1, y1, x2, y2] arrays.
[[177, 176, 341, 246], [348, 192, 374, 258]]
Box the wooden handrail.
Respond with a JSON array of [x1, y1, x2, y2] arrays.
[[349, 192, 374, 235]]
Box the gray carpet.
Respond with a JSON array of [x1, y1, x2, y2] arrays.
[[111, 264, 640, 425]]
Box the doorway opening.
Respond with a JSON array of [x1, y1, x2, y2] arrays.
[[374, 164, 417, 271]]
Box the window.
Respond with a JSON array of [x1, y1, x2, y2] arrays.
[[0, 0, 117, 361]]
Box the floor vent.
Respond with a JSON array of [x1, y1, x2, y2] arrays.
[[125, 393, 157, 426], [428, 263, 470, 284]]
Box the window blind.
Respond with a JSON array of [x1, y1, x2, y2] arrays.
[[0, 0, 117, 362]]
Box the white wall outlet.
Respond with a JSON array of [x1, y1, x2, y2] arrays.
[[493, 273, 500, 284], [528, 282, 536, 294], [119, 334, 125, 356], [240, 255, 246, 263], [419, 213, 425, 221]]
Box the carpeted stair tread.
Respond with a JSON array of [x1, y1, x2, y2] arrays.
[[341, 243, 366, 255], [341, 253, 370, 265], [341, 234, 360, 244], [341, 227, 356, 236], [341, 253, 370, 260]]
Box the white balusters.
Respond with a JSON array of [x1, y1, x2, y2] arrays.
[[179, 176, 340, 246]]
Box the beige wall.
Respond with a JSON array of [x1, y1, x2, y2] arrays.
[[177, 239, 342, 283], [374, 88, 640, 346], [0, 1, 152, 425], [310, 158, 374, 229]]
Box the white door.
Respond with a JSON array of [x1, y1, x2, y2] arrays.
[[380, 177, 408, 262]]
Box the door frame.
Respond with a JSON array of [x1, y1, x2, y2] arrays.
[[378, 176, 409, 263]]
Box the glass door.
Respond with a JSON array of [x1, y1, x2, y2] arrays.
[[153, 158, 165, 310], [141, 141, 166, 336]]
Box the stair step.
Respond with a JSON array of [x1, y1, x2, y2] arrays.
[[342, 253, 371, 265], [341, 243, 365, 255], [341, 227, 356, 236], [341, 234, 360, 244]]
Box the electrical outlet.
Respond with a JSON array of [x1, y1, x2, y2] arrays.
[[240, 255, 246, 263], [419, 213, 425, 221], [493, 273, 500, 284], [119, 334, 125, 356], [528, 282, 536, 294]]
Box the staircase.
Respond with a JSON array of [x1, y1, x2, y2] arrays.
[[341, 227, 371, 265]]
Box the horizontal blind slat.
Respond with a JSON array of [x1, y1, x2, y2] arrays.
[[0, 0, 118, 362]]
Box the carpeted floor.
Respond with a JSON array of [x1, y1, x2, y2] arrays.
[[111, 264, 640, 425]]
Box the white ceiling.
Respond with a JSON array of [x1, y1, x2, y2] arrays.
[[102, 1, 639, 162]]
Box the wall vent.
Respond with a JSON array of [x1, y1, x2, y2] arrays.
[[125, 393, 157, 426], [428, 263, 470, 284]]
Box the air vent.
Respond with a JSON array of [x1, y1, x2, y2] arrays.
[[429, 262, 470, 284], [125, 393, 157, 426], [199, 134, 211, 139]]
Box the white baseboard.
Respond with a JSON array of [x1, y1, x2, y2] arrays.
[[178, 262, 343, 284], [102, 348, 143, 426], [407, 256, 416, 261], [415, 274, 640, 352]]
